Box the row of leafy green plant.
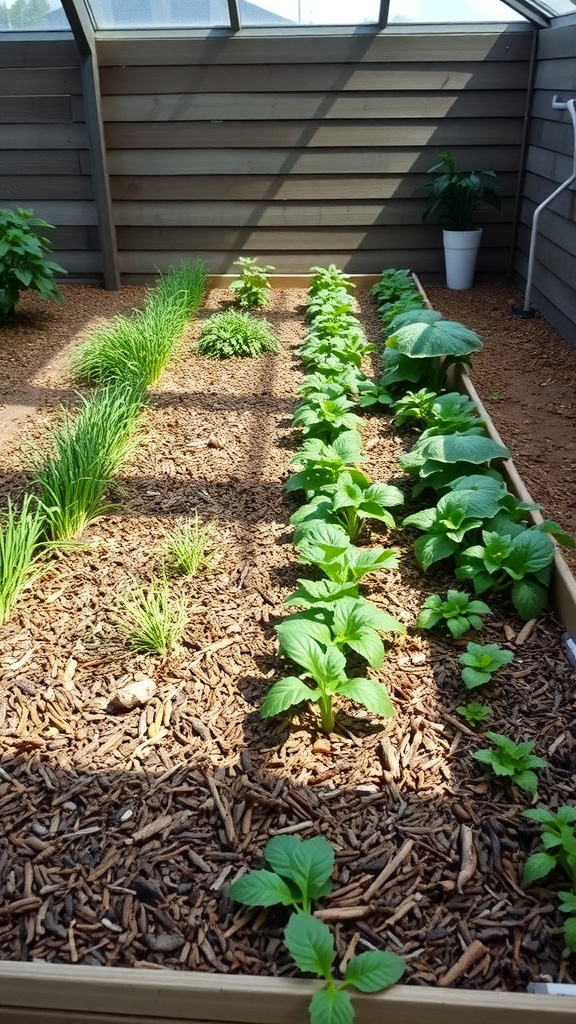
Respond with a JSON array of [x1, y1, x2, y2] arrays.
[[0, 260, 208, 628], [371, 268, 576, 954]]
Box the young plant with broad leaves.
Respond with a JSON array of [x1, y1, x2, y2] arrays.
[[459, 641, 514, 689], [381, 310, 483, 392], [399, 431, 511, 497], [558, 893, 576, 953], [308, 264, 355, 298], [0, 206, 66, 318], [229, 255, 274, 308], [228, 834, 334, 914], [523, 806, 576, 886], [291, 472, 404, 544], [291, 394, 364, 443], [294, 522, 399, 586], [284, 912, 405, 1024], [456, 701, 491, 727], [416, 589, 491, 639], [285, 431, 369, 498], [473, 732, 548, 798], [261, 630, 394, 733]]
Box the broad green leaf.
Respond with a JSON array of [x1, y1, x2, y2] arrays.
[[564, 917, 576, 952], [461, 666, 491, 690], [284, 913, 335, 978], [363, 482, 404, 508], [264, 835, 302, 879], [289, 837, 335, 902], [284, 579, 359, 608], [559, 892, 576, 914], [332, 430, 365, 465], [228, 870, 295, 908], [392, 318, 482, 358], [276, 617, 332, 653], [261, 677, 315, 718], [413, 533, 456, 570], [511, 578, 549, 621], [348, 547, 399, 579], [415, 434, 510, 467], [523, 852, 561, 883], [345, 627, 385, 668], [344, 949, 405, 992], [308, 643, 348, 689], [506, 530, 555, 577], [513, 769, 539, 796], [336, 677, 394, 718], [275, 631, 327, 674], [310, 988, 354, 1024]]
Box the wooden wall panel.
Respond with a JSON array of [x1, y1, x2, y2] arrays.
[[0, 40, 98, 279], [512, 21, 576, 347]]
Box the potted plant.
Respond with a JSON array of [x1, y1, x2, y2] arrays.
[[421, 151, 502, 290]]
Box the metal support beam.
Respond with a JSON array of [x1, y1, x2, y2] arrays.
[[227, 0, 241, 32], [59, 0, 120, 290], [378, 0, 390, 28]]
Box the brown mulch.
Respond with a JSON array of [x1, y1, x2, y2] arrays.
[[0, 283, 575, 990]]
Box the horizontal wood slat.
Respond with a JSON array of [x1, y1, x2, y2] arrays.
[[517, 219, 576, 274], [110, 171, 520, 202], [523, 170, 576, 217], [533, 58, 576, 91], [0, 95, 74, 123], [99, 61, 530, 94], [0, 39, 79, 68], [96, 30, 534, 67], [537, 24, 576, 60], [529, 116, 576, 157], [0, 149, 83, 174], [0, 174, 94, 200], [531, 89, 576, 121], [515, 249, 576, 328], [525, 144, 573, 182], [0, 124, 88, 149], [0, 66, 83, 95], [104, 119, 524, 150], [52, 250, 104, 272], [103, 145, 522, 177], [512, 269, 576, 350], [0, 200, 97, 225], [101, 92, 526, 122], [112, 198, 515, 227]]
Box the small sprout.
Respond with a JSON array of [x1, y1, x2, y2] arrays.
[[116, 578, 187, 655], [459, 641, 514, 689], [228, 834, 334, 915], [229, 256, 274, 308], [455, 701, 491, 727], [558, 892, 576, 952], [523, 806, 576, 885], [159, 513, 222, 577], [416, 589, 491, 639], [473, 732, 548, 797]]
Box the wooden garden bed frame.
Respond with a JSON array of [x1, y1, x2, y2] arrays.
[[1, 274, 575, 1023]]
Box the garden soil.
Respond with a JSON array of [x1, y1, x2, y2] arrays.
[[0, 281, 575, 991]]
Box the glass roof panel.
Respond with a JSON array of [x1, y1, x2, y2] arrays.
[[388, 1, 527, 21], [0, 0, 69, 30], [240, 0, 379, 25], [85, 0, 232, 29]]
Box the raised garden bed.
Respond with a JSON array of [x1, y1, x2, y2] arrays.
[[1, 278, 575, 1021]]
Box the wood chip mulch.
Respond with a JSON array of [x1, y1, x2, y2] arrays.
[[0, 286, 575, 990]]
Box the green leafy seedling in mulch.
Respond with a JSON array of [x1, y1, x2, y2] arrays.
[[0, 206, 66, 318], [309, 264, 355, 297], [198, 308, 279, 359], [473, 732, 548, 798], [261, 631, 393, 733], [394, 389, 481, 437], [455, 701, 491, 727], [228, 834, 334, 914], [285, 430, 369, 499], [229, 256, 275, 308], [416, 589, 491, 639], [294, 522, 399, 586], [291, 472, 404, 544], [159, 512, 222, 577], [459, 641, 514, 690], [307, 288, 356, 320], [523, 806, 576, 886], [291, 394, 363, 443], [558, 892, 576, 953], [116, 578, 188, 655], [0, 493, 46, 625], [399, 432, 511, 496], [284, 913, 405, 1024]]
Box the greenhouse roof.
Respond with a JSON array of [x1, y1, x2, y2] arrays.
[[1, 0, 575, 34]]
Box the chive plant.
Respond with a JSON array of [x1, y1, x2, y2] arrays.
[[116, 578, 188, 655], [0, 493, 45, 624], [31, 381, 145, 543]]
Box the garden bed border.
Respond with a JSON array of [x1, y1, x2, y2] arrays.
[[1, 273, 575, 1022]]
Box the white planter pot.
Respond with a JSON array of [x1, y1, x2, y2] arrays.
[[442, 228, 483, 290]]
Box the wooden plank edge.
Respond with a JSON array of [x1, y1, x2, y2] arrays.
[[1, 961, 576, 1022], [412, 272, 576, 645]]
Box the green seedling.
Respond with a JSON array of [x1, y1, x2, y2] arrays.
[[276, 594, 404, 670], [159, 513, 222, 577], [392, 388, 440, 428], [523, 806, 576, 885], [0, 493, 46, 625], [459, 641, 514, 689], [399, 432, 511, 496], [292, 395, 363, 442], [309, 264, 355, 297], [307, 289, 356, 319], [370, 267, 418, 307], [403, 490, 489, 571], [228, 834, 334, 914], [416, 589, 491, 639], [284, 913, 405, 1024], [261, 632, 393, 733], [473, 732, 548, 797], [0, 206, 66, 318], [382, 311, 482, 392], [455, 701, 491, 727], [558, 892, 576, 952], [294, 522, 399, 585], [198, 308, 279, 358], [286, 431, 368, 498], [116, 578, 187, 655], [229, 256, 274, 308], [354, 378, 394, 409], [292, 472, 404, 543]]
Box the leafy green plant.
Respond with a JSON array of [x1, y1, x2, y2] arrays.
[[416, 589, 491, 639], [228, 834, 334, 914], [399, 432, 511, 496], [295, 523, 399, 585], [403, 490, 489, 571], [291, 395, 363, 442], [455, 701, 491, 727], [0, 493, 46, 625], [420, 151, 502, 230], [370, 268, 419, 307], [557, 893, 576, 952], [116, 577, 187, 654], [285, 431, 369, 498], [159, 513, 222, 577], [523, 806, 576, 885], [473, 732, 547, 797], [392, 388, 440, 428], [291, 472, 404, 543], [309, 264, 355, 297], [284, 913, 405, 1024], [74, 260, 207, 385], [0, 206, 66, 318], [229, 256, 274, 308], [198, 308, 279, 359], [276, 594, 404, 671], [31, 381, 145, 542], [382, 311, 483, 392], [307, 289, 356, 320], [459, 641, 514, 689], [261, 631, 393, 732]]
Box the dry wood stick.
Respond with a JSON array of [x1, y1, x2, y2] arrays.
[[437, 939, 488, 987], [363, 839, 414, 901], [206, 775, 236, 846]]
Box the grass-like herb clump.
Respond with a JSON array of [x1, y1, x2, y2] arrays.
[[116, 578, 188, 654], [73, 260, 207, 386], [160, 513, 222, 577], [0, 493, 45, 624], [31, 380, 145, 542], [198, 308, 279, 359]]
